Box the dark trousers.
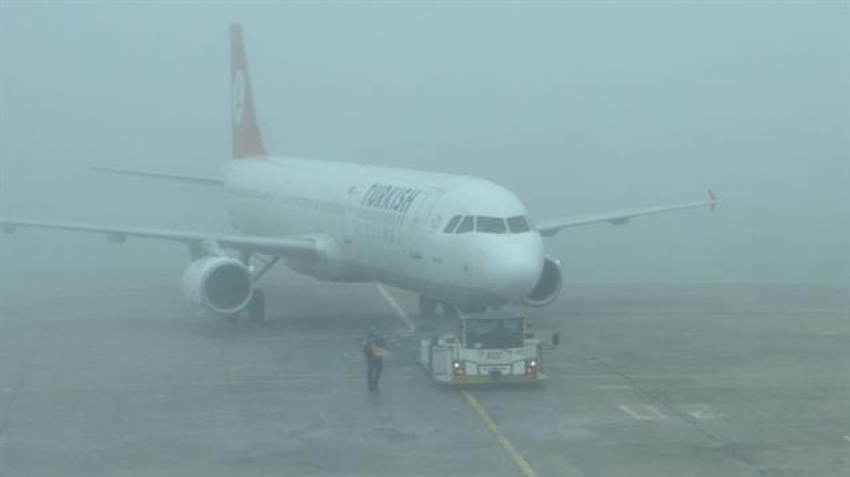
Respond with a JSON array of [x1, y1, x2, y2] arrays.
[[366, 356, 383, 390]]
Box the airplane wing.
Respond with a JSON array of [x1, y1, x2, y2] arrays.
[[0, 218, 318, 260], [91, 167, 224, 186], [535, 190, 718, 237]]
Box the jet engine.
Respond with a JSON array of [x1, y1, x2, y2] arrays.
[[523, 256, 563, 307], [182, 256, 254, 315]]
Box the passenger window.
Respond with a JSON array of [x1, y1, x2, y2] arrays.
[[443, 215, 461, 234], [476, 216, 506, 234], [507, 215, 531, 233], [455, 216, 474, 234]]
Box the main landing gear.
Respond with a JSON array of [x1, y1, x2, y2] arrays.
[[246, 288, 265, 322], [227, 251, 279, 323], [225, 287, 267, 323]]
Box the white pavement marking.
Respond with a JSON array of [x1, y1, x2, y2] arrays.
[[679, 404, 724, 420], [375, 284, 415, 334], [318, 411, 331, 427], [593, 385, 631, 390], [843, 435, 850, 443], [618, 404, 668, 421]]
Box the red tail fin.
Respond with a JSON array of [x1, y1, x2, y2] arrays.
[[230, 24, 267, 158]]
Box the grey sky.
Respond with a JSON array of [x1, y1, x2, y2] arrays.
[[1, 1, 847, 289]]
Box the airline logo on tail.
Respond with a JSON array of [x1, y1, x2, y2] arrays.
[[230, 24, 267, 158]]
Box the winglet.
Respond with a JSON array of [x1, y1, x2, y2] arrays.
[[230, 24, 267, 159], [708, 189, 718, 212]]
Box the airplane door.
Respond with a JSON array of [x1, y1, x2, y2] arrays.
[[342, 184, 364, 248], [408, 189, 442, 262]]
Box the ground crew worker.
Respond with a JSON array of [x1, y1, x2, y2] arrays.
[[362, 330, 385, 391]]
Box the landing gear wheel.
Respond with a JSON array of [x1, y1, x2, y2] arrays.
[[460, 304, 487, 314], [247, 289, 266, 322], [419, 295, 438, 318]]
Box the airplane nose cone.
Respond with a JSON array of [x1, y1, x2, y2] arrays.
[[485, 245, 543, 300]]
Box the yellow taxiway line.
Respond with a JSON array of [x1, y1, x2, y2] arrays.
[[374, 285, 538, 477], [375, 284, 416, 334], [463, 391, 539, 477]]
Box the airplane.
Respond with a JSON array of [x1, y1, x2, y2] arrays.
[[0, 24, 718, 322]]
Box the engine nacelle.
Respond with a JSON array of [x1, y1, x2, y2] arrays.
[[523, 256, 563, 307], [182, 256, 254, 315]]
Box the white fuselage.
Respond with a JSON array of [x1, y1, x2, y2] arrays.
[[222, 156, 544, 307]]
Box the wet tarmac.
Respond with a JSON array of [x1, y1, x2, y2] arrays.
[[1, 282, 847, 476]]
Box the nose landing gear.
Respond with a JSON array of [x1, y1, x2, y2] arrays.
[[418, 295, 438, 317], [418, 295, 460, 318]]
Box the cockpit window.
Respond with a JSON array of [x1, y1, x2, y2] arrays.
[[443, 215, 462, 234], [507, 215, 531, 233], [448, 215, 531, 235], [456, 215, 474, 234], [476, 216, 507, 234]]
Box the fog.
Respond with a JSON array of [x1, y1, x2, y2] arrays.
[[1, 4, 849, 476], [1, 2, 847, 291]]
